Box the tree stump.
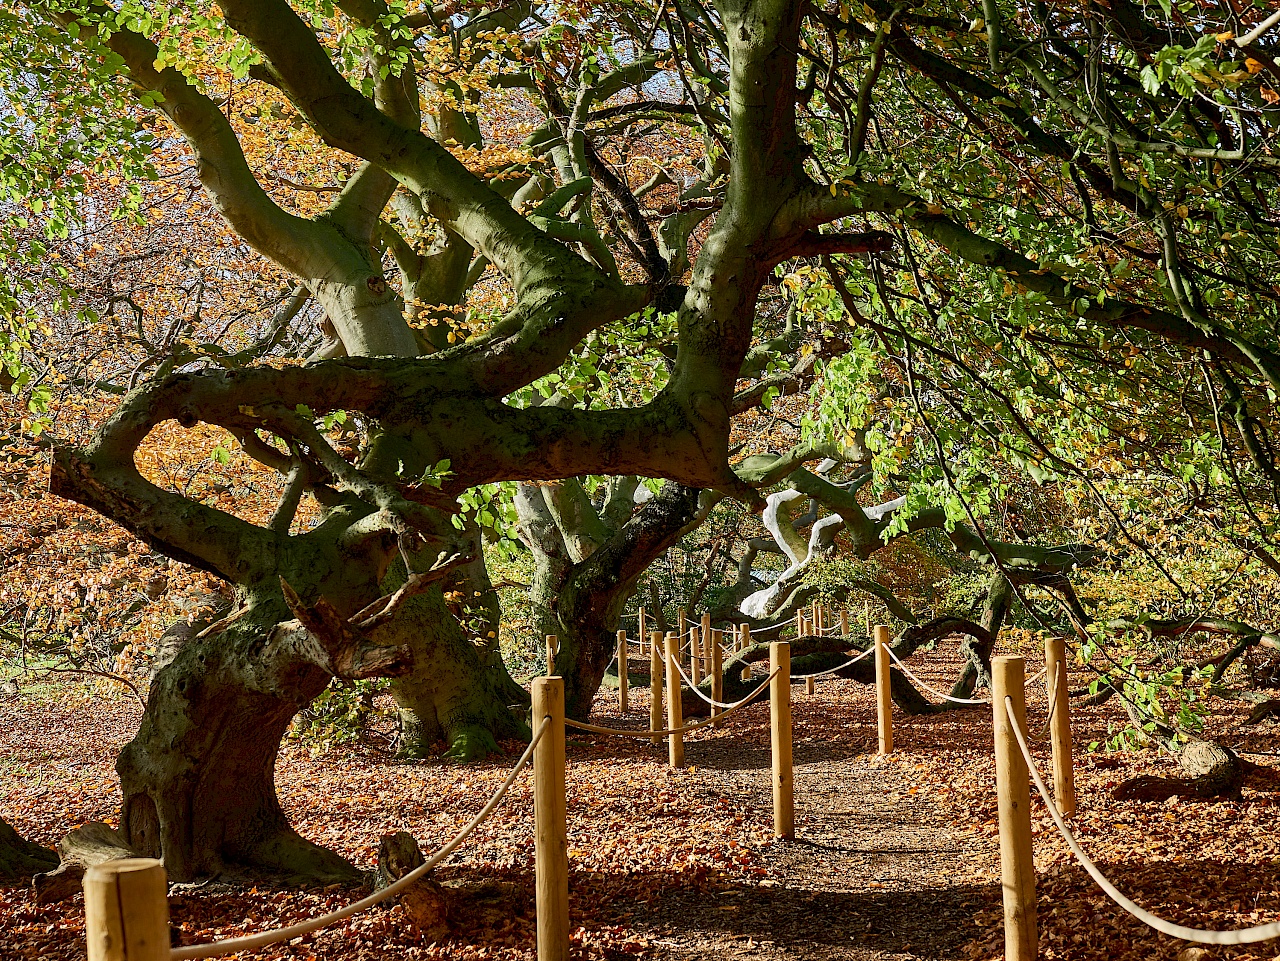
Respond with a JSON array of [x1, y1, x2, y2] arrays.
[[32, 822, 139, 903], [375, 831, 450, 941]]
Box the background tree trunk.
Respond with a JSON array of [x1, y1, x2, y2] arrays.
[[386, 586, 527, 761]]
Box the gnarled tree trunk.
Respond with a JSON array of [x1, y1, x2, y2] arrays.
[[116, 593, 410, 883]]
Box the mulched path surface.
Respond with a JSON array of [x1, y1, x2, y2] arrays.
[[633, 730, 979, 961]]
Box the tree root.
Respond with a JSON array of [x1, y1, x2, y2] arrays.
[[1245, 699, 1280, 725]]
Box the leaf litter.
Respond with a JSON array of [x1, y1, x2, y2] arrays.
[[3, 646, 1280, 960]]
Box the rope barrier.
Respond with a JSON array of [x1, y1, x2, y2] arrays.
[[885, 646, 992, 705], [1037, 661, 1060, 739], [1005, 696, 1280, 946], [671, 656, 734, 707], [565, 669, 780, 738], [790, 646, 874, 678], [170, 718, 551, 960]]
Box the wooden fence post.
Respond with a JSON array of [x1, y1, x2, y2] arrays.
[[702, 612, 712, 673], [664, 633, 684, 768], [993, 655, 1037, 961], [690, 627, 702, 685], [739, 624, 752, 681], [617, 630, 628, 712], [802, 617, 816, 694], [84, 858, 169, 961], [1045, 636, 1076, 817], [638, 607, 646, 656], [650, 632, 664, 746], [711, 628, 724, 727], [545, 634, 557, 676], [770, 641, 794, 839], [678, 608, 686, 647], [532, 676, 569, 961], [874, 624, 893, 754], [840, 608, 848, 637]]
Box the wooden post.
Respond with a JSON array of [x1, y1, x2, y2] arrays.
[[993, 655, 1037, 961], [803, 616, 815, 694], [84, 858, 169, 961], [638, 607, 646, 656], [664, 633, 684, 768], [874, 624, 893, 754], [690, 627, 702, 685], [711, 628, 724, 727], [1045, 636, 1076, 817], [532, 676, 569, 961], [617, 630, 629, 712], [795, 611, 803, 637], [678, 608, 686, 647], [545, 634, 557, 676], [864, 601, 870, 634], [770, 641, 794, 839], [840, 608, 848, 637], [650, 632, 664, 746], [739, 624, 752, 682]]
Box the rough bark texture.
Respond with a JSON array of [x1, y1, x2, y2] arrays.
[[1114, 741, 1246, 802], [31, 822, 137, 903], [386, 586, 526, 761], [375, 831, 451, 940]]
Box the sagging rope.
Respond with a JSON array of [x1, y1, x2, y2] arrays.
[[565, 669, 780, 738], [170, 717, 551, 960], [671, 656, 736, 707], [1037, 661, 1061, 739], [1005, 696, 1280, 946], [671, 643, 869, 705], [790, 646, 874, 679], [886, 645, 992, 705]]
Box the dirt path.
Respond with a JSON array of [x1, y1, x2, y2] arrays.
[[627, 721, 986, 960]]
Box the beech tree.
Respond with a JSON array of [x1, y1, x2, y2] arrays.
[[4, 0, 1277, 880]]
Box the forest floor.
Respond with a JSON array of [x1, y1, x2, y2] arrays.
[[3, 644, 1280, 961]]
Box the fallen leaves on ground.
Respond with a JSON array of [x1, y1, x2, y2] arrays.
[[4, 646, 1280, 961]]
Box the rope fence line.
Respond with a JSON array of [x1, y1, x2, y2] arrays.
[[169, 718, 552, 960], [885, 645, 992, 705], [1004, 696, 1280, 946], [1037, 661, 1060, 739], [790, 646, 874, 678], [93, 625, 1081, 961], [566, 669, 780, 736]]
